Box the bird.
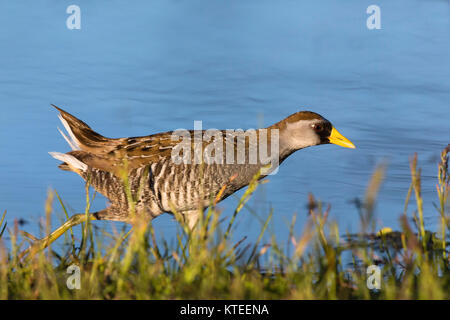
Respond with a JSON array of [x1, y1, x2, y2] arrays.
[[49, 105, 355, 230]]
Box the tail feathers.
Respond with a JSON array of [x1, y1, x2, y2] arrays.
[[49, 152, 88, 172], [52, 104, 112, 153], [57, 115, 80, 151]]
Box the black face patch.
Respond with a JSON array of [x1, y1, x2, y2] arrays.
[[312, 120, 332, 144]]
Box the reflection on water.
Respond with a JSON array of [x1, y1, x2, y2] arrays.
[[0, 0, 448, 244]]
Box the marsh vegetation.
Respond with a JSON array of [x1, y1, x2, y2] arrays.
[[0, 146, 448, 299]]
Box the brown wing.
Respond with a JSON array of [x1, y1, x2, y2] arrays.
[[97, 132, 184, 173], [53, 105, 184, 173], [53, 105, 270, 175]]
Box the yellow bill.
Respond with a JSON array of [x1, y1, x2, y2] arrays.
[[328, 127, 356, 149]]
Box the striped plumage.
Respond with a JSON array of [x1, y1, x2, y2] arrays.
[[50, 105, 355, 228]]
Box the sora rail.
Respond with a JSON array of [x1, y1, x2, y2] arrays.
[[50, 105, 355, 229]]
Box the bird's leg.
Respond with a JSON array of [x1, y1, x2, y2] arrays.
[[19, 209, 108, 260]]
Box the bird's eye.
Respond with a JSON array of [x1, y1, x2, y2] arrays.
[[312, 124, 323, 132]]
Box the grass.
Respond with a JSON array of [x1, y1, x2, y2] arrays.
[[0, 145, 448, 299]]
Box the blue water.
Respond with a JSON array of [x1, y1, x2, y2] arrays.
[[0, 1, 448, 246]]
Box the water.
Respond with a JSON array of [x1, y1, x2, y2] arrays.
[[0, 0, 448, 245]]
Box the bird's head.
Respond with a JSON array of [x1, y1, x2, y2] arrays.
[[273, 111, 356, 152]]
